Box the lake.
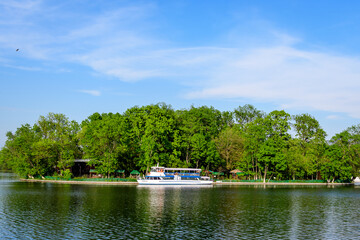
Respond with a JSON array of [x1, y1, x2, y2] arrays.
[[0, 172, 359, 239]]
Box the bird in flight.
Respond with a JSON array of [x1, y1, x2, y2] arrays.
[[16, 49, 19, 51]]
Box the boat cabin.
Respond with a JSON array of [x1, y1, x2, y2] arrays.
[[164, 168, 201, 179], [147, 166, 202, 179]]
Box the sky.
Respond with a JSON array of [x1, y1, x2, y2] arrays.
[[1, 0, 360, 147]]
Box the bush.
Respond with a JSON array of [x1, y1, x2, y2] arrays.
[[61, 169, 73, 179]]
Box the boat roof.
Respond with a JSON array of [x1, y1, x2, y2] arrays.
[[150, 166, 202, 171], [165, 168, 201, 171]]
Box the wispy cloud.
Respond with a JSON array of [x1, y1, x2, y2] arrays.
[[184, 44, 360, 118], [0, 0, 42, 10], [326, 115, 342, 120], [78, 90, 101, 97], [2, 1, 360, 119], [75, 31, 360, 119], [2, 63, 42, 71]]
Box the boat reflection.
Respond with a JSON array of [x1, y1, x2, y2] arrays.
[[137, 185, 213, 189]]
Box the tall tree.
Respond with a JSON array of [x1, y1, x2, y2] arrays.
[[214, 127, 244, 171], [323, 127, 360, 181], [292, 113, 327, 179], [248, 110, 291, 182], [79, 113, 128, 177], [234, 104, 264, 127], [3, 124, 47, 177], [176, 106, 223, 168], [35, 113, 82, 175], [125, 103, 177, 172]]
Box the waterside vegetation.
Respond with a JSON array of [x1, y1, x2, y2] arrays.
[[1, 103, 360, 183]]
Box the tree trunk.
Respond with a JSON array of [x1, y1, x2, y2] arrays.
[[251, 154, 255, 179], [263, 166, 267, 183], [255, 158, 258, 180]]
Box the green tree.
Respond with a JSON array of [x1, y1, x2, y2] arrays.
[[79, 113, 128, 177], [322, 128, 360, 182], [3, 124, 43, 177], [322, 143, 352, 183], [176, 106, 223, 169], [248, 110, 291, 182], [291, 113, 327, 179], [214, 127, 244, 171], [234, 104, 264, 127], [124, 103, 177, 173], [35, 113, 82, 175], [346, 124, 360, 175], [2, 113, 81, 178]]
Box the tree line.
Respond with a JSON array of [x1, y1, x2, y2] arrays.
[[1, 103, 359, 182]]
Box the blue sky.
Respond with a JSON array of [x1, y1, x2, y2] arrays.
[[1, 0, 360, 147]]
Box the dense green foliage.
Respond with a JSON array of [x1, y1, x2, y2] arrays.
[[0, 113, 82, 178], [1, 104, 360, 182]]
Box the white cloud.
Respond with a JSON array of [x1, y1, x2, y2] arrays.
[[0, 0, 42, 10], [183, 45, 360, 119], [76, 37, 360, 119], [3, 63, 42, 71], [1, 1, 360, 119], [78, 90, 101, 97], [326, 115, 342, 120]]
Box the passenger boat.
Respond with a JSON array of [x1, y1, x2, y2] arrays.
[[137, 166, 213, 185], [354, 177, 360, 185]]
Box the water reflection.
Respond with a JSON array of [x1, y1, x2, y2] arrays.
[[0, 171, 19, 183], [0, 174, 359, 239], [135, 185, 216, 239]]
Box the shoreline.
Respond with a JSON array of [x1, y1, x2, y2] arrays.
[[21, 179, 138, 185], [214, 181, 352, 186], [21, 179, 353, 186]]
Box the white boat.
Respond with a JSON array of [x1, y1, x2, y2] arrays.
[[137, 166, 213, 185], [354, 177, 360, 185]]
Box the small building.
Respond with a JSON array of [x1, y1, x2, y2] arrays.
[[230, 169, 242, 179], [71, 159, 91, 177]]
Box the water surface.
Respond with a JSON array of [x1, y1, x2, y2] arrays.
[[0, 172, 359, 239]]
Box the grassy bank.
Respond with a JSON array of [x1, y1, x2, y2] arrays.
[[20, 177, 354, 185], [213, 179, 352, 185], [43, 176, 137, 182], [219, 179, 351, 183]]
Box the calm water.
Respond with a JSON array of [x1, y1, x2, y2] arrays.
[[0, 172, 359, 239]]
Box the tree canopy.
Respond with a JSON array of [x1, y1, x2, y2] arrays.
[[1, 104, 359, 182]]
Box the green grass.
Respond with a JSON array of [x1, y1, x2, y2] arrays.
[[221, 179, 351, 183]]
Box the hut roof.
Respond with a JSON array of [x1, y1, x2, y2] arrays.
[[130, 170, 140, 175], [230, 169, 242, 174]]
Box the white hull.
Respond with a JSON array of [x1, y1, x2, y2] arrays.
[[353, 177, 360, 185], [137, 179, 213, 185]]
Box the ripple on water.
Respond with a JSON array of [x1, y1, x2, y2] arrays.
[[0, 180, 360, 239]]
